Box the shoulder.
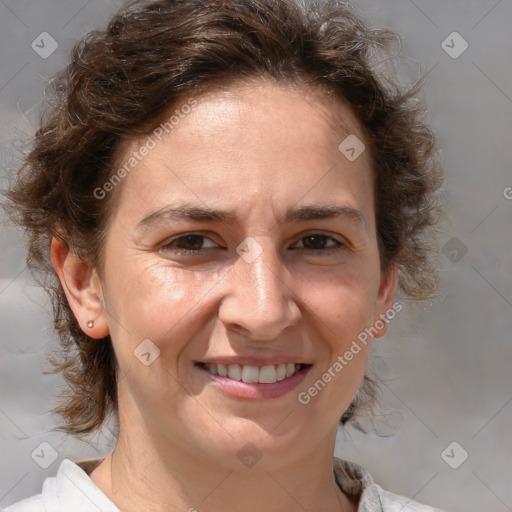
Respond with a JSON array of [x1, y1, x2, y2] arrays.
[[2, 459, 119, 512], [2, 494, 46, 512], [1, 470, 58, 512], [333, 457, 445, 512], [376, 486, 445, 512]]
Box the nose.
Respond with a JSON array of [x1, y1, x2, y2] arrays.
[[218, 237, 301, 342]]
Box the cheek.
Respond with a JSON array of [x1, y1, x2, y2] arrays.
[[104, 263, 215, 422], [296, 284, 373, 424], [104, 260, 211, 369], [307, 263, 380, 341]]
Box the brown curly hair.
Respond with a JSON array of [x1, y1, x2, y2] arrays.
[[3, 0, 443, 437]]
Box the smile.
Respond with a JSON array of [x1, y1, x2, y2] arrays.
[[196, 362, 309, 384]]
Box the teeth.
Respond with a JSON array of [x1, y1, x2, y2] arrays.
[[241, 365, 259, 383], [227, 364, 242, 381], [259, 365, 277, 384], [276, 363, 287, 381], [203, 362, 305, 383]]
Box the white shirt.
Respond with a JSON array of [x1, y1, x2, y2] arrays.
[[2, 457, 444, 511]]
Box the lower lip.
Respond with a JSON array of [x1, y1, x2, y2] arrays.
[[195, 365, 312, 400]]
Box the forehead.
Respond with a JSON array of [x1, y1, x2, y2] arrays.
[[110, 79, 375, 226], [159, 80, 367, 161]]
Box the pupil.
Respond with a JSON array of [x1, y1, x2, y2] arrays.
[[181, 235, 202, 250], [304, 235, 326, 249]]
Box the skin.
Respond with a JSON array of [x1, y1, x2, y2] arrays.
[[51, 80, 398, 512]]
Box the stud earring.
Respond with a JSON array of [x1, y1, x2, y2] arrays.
[[87, 320, 94, 328]]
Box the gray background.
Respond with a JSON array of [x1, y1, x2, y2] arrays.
[[1, 1, 511, 511]]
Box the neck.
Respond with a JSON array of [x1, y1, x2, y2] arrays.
[[90, 423, 357, 512]]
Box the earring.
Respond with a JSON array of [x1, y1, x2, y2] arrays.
[[87, 320, 94, 328]]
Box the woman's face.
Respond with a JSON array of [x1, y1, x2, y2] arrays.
[[96, 80, 397, 470]]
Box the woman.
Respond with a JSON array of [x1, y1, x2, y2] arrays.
[[3, 0, 444, 510]]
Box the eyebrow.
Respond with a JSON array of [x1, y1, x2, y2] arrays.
[[136, 204, 367, 231]]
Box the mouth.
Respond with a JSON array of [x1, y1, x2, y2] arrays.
[[196, 362, 310, 383], [194, 362, 312, 399]]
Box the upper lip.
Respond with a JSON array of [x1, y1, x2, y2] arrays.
[[196, 356, 312, 366]]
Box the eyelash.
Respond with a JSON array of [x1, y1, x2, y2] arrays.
[[292, 233, 345, 253], [160, 232, 345, 256]]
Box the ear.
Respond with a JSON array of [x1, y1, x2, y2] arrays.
[[50, 237, 110, 339], [372, 263, 400, 339]]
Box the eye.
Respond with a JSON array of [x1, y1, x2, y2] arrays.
[[290, 233, 344, 253], [161, 234, 219, 254]]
